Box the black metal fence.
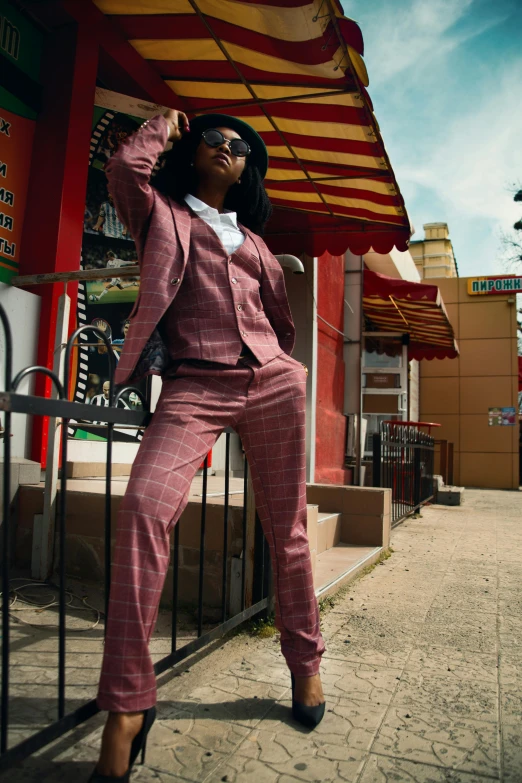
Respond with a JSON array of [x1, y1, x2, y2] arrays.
[[372, 421, 435, 526], [0, 303, 270, 772]]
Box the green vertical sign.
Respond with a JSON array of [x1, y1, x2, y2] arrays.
[[0, 0, 43, 120]]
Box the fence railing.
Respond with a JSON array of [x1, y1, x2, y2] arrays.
[[372, 421, 436, 526], [0, 301, 270, 772]]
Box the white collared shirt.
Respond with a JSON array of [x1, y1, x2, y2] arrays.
[[185, 193, 245, 255]]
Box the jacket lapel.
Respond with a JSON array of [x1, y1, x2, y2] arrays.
[[169, 198, 191, 270], [243, 227, 272, 276], [244, 227, 280, 299]]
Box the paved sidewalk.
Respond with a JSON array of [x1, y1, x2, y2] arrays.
[[7, 488, 522, 782]]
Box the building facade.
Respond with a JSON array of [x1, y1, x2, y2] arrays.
[[420, 276, 519, 489], [410, 223, 458, 279]]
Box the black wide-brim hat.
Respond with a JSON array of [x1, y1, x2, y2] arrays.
[[188, 113, 269, 179]]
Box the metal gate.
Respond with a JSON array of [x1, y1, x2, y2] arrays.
[[372, 421, 435, 526], [0, 303, 270, 771]]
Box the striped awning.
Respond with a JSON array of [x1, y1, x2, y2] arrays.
[[363, 271, 459, 361], [93, 0, 411, 256]]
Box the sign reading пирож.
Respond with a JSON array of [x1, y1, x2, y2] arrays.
[[468, 276, 522, 295]]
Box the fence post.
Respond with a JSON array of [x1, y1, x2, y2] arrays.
[[31, 291, 70, 580], [439, 439, 448, 484], [372, 432, 382, 487], [243, 471, 257, 609], [413, 441, 422, 513]]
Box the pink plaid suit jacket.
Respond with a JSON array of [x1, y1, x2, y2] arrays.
[[105, 115, 296, 386]]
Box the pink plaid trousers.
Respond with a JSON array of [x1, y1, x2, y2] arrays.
[[97, 353, 325, 712]]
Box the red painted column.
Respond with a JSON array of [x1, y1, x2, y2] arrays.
[[315, 253, 351, 485], [19, 23, 98, 465]]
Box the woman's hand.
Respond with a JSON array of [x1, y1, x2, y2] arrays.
[[163, 109, 190, 142]]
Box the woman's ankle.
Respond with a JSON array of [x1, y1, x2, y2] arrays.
[[97, 712, 144, 776]]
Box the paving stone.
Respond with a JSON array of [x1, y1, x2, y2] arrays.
[[427, 598, 497, 616], [434, 579, 498, 603], [498, 614, 522, 637], [498, 633, 522, 651], [502, 722, 522, 783], [324, 644, 413, 669], [416, 621, 497, 655], [264, 692, 388, 753], [357, 754, 499, 782], [424, 608, 497, 628], [499, 690, 522, 724], [137, 715, 250, 781], [203, 755, 282, 783], [131, 767, 190, 782], [391, 676, 498, 723], [445, 562, 497, 577], [324, 635, 416, 668], [323, 610, 420, 667], [232, 728, 368, 781], [160, 674, 289, 729], [221, 649, 290, 688], [319, 657, 402, 703], [1, 759, 96, 783], [498, 651, 522, 690], [405, 647, 498, 683], [372, 707, 499, 777], [6, 488, 522, 782]]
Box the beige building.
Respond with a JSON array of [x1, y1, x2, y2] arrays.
[[410, 223, 458, 279], [420, 276, 519, 489]]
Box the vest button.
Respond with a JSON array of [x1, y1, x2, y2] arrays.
[[237, 304, 243, 311], [231, 277, 238, 284], [241, 331, 247, 337], [171, 277, 180, 285]]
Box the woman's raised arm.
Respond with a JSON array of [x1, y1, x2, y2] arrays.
[[105, 110, 189, 241]]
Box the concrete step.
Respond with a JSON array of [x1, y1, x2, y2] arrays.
[[317, 511, 342, 555], [436, 486, 465, 506], [66, 461, 215, 479], [314, 543, 383, 596], [0, 457, 41, 506]]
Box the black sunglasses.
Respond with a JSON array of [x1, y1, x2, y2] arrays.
[[201, 128, 250, 158]]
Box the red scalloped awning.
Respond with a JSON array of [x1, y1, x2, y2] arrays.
[[363, 271, 459, 361], [93, 0, 411, 256]]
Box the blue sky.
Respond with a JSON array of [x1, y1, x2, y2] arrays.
[[343, 0, 522, 276]]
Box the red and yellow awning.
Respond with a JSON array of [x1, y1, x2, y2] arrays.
[[363, 271, 459, 361], [93, 0, 411, 256]]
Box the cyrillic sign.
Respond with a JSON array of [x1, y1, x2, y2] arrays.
[[0, 107, 35, 281], [468, 276, 522, 295]]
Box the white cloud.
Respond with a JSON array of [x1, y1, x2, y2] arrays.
[[398, 63, 522, 230], [347, 0, 522, 272], [347, 0, 507, 87]]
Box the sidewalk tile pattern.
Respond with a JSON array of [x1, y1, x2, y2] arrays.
[[5, 488, 522, 782]]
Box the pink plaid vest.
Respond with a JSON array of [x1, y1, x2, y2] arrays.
[[160, 212, 284, 365]]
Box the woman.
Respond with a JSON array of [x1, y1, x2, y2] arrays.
[[90, 109, 325, 782]]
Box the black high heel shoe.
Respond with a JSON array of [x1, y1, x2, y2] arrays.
[[88, 706, 157, 782], [291, 673, 325, 728]]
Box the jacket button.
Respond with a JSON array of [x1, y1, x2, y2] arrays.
[[171, 278, 180, 285], [237, 304, 243, 311], [241, 331, 247, 337], [231, 277, 238, 284]]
